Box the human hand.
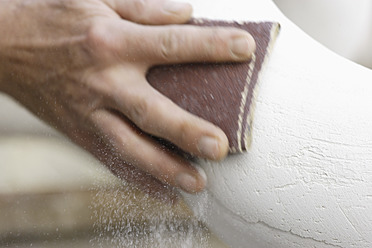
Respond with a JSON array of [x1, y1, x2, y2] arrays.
[[0, 0, 255, 197]]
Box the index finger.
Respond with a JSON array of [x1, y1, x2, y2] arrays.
[[113, 21, 256, 64]]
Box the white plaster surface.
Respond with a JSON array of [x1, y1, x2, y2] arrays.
[[182, 0, 372, 247]]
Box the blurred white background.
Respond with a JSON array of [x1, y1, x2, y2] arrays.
[[274, 0, 372, 69]]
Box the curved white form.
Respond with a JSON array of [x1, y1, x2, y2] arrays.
[[274, 0, 372, 69], [182, 0, 372, 247]]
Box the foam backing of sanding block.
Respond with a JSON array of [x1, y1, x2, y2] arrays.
[[147, 20, 280, 153]]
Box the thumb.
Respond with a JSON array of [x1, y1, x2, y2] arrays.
[[103, 0, 193, 24]]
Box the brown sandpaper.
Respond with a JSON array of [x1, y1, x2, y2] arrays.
[[147, 20, 280, 153]]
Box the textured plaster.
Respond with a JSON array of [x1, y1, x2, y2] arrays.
[[182, 0, 372, 247]]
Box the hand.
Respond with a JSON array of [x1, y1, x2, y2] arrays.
[[0, 0, 255, 197]]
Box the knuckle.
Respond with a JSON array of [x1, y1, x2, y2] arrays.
[[86, 22, 117, 56], [127, 0, 152, 23], [210, 29, 226, 43], [206, 29, 225, 52], [86, 23, 107, 48], [130, 96, 153, 131], [176, 117, 193, 145], [133, 0, 147, 16], [92, 71, 115, 96], [160, 29, 180, 60], [203, 28, 231, 58]]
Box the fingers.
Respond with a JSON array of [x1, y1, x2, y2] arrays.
[[124, 86, 229, 160], [90, 109, 206, 193], [117, 22, 256, 64], [101, 66, 229, 161], [87, 15, 256, 65], [103, 0, 192, 24], [66, 121, 178, 202]]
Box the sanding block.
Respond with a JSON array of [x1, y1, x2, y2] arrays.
[[147, 20, 280, 153]]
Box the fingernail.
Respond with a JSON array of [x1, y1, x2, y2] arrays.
[[197, 136, 220, 160], [230, 34, 255, 59], [176, 173, 199, 193], [163, 1, 191, 14]]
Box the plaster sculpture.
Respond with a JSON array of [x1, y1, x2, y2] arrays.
[[181, 0, 372, 247]]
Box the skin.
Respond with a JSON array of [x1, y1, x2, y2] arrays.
[[0, 0, 255, 199]]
